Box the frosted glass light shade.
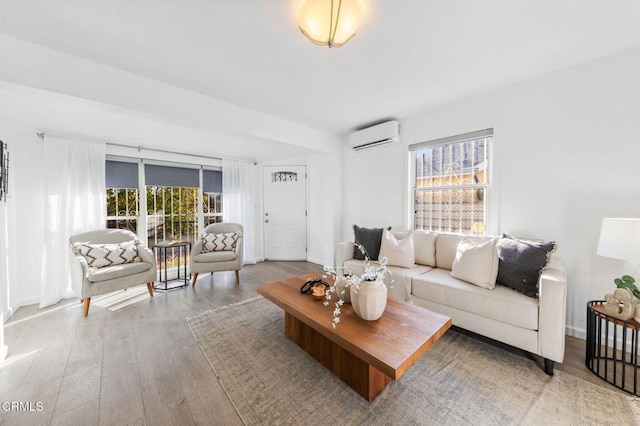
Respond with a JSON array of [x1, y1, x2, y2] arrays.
[[596, 218, 640, 261], [298, 0, 362, 48]]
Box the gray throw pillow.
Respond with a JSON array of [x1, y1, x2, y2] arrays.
[[496, 234, 556, 298], [353, 225, 390, 261]]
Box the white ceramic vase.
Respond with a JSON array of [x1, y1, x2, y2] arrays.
[[350, 279, 387, 321]]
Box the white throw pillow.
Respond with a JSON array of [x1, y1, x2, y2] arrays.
[[413, 230, 437, 266], [75, 241, 140, 269], [379, 229, 415, 268], [202, 232, 239, 253], [450, 237, 499, 289]]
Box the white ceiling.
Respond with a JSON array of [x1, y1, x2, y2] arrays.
[[1, 0, 640, 160]]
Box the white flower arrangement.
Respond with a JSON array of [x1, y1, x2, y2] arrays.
[[323, 242, 391, 328]]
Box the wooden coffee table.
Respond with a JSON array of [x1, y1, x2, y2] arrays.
[[257, 275, 451, 401]]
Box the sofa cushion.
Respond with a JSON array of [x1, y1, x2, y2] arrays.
[[88, 262, 152, 283], [435, 233, 495, 270], [202, 232, 239, 253], [353, 225, 388, 261], [379, 229, 415, 268], [413, 230, 437, 267], [75, 241, 140, 268], [193, 251, 237, 263], [497, 235, 556, 298], [450, 237, 499, 289], [387, 265, 434, 302], [435, 234, 465, 270], [343, 259, 433, 302], [412, 268, 539, 330]]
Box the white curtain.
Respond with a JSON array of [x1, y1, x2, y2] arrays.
[[40, 136, 106, 308], [222, 159, 257, 264]]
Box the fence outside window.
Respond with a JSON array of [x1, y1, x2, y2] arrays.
[[411, 130, 492, 234]]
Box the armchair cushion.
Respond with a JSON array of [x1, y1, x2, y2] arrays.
[[193, 251, 238, 263], [74, 241, 141, 268], [202, 232, 239, 253], [87, 262, 152, 283]]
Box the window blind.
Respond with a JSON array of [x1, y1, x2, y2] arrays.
[[106, 160, 138, 189], [145, 164, 199, 188], [203, 170, 222, 193]]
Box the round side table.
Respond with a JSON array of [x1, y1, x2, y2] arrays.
[[586, 300, 640, 395]]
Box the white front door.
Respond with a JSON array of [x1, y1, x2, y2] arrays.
[[263, 165, 307, 260]]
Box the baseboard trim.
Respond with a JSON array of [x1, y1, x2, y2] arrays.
[[566, 325, 586, 340], [7, 296, 41, 322], [306, 257, 324, 266], [3, 309, 11, 323]]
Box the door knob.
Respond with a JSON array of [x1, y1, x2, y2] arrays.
[[265, 219, 269, 223]]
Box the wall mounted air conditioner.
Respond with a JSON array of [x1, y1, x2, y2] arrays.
[[349, 120, 400, 151]]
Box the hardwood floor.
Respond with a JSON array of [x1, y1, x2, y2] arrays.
[[0, 261, 627, 425], [0, 261, 323, 426]]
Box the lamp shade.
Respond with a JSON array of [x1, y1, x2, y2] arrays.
[[596, 218, 640, 261], [298, 0, 362, 48]]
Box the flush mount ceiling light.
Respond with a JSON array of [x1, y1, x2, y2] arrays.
[[298, 0, 363, 48]]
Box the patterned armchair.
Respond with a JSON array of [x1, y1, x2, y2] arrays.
[[191, 223, 244, 287], [69, 229, 156, 316]]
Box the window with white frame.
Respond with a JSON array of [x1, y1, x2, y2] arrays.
[[106, 160, 223, 245], [410, 129, 492, 234], [106, 160, 140, 234], [202, 169, 223, 226]]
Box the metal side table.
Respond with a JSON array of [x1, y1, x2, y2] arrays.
[[153, 240, 191, 290], [586, 300, 640, 395]]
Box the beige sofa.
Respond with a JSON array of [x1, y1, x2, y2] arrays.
[[337, 231, 566, 375]]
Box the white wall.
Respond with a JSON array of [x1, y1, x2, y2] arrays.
[[342, 45, 640, 338], [341, 140, 407, 239], [307, 149, 342, 266], [0, 121, 45, 317]]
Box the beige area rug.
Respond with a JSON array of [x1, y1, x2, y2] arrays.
[[187, 297, 640, 425]]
